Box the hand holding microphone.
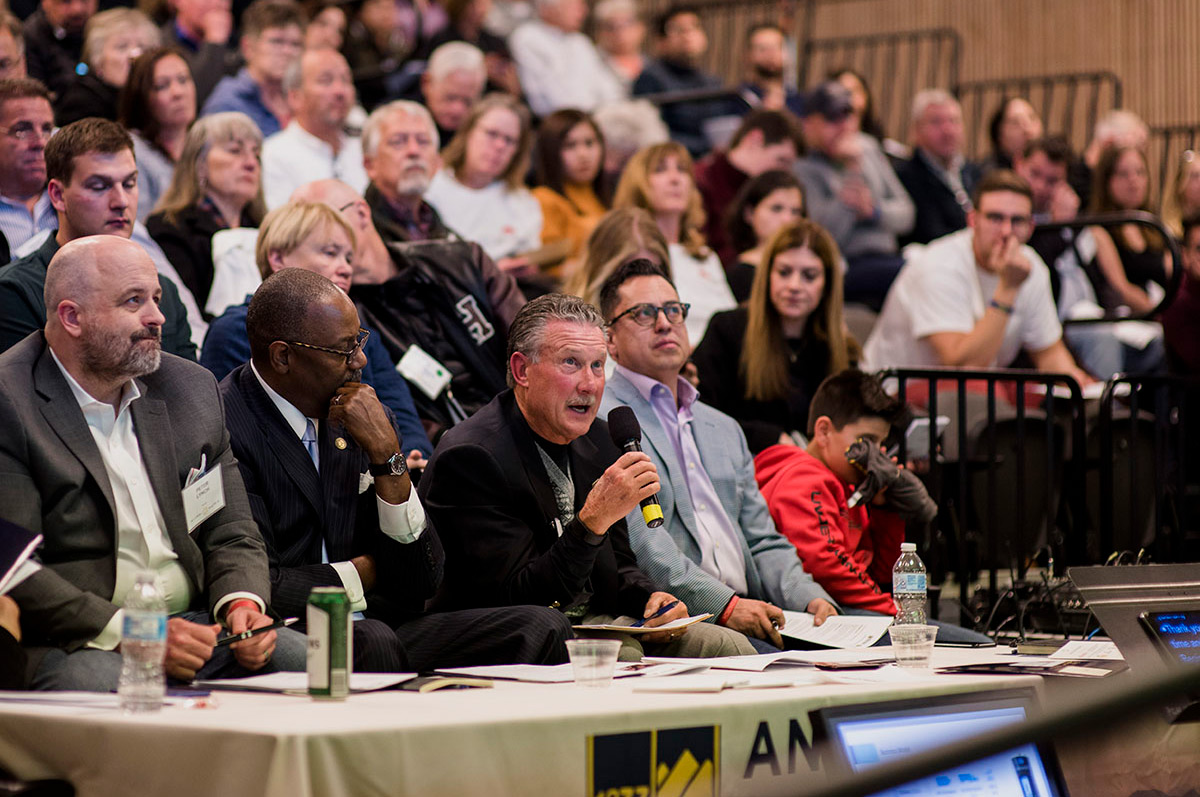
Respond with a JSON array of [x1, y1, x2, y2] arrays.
[[607, 407, 665, 529], [576, 407, 663, 534]]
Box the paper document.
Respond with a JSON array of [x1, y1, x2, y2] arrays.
[[573, 613, 712, 634], [1048, 640, 1124, 661], [632, 673, 814, 693], [778, 611, 893, 648], [436, 661, 710, 683], [196, 672, 416, 692]]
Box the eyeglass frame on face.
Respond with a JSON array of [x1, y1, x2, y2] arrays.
[[280, 327, 370, 365], [608, 301, 691, 327], [4, 121, 55, 142], [980, 210, 1032, 233]]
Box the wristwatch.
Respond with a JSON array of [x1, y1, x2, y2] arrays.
[[368, 452, 408, 478]]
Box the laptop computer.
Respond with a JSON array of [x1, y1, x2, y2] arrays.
[[811, 687, 1070, 796]]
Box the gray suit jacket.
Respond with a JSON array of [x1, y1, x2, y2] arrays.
[[600, 370, 835, 618], [0, 332, 271, 655]]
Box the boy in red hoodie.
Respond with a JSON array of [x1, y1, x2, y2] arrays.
[[754, 369, 910, 615]]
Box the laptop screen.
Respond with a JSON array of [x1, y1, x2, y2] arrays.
[[814, 690, 1068, 796]]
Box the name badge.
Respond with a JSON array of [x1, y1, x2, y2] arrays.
[[397, 343, 452, 400], [183, 463, 226, 533]]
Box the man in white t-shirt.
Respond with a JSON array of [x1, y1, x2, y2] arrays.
[[864, 169, 1092, 386]]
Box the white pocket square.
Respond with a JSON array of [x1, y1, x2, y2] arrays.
[[358, 472, 374, 494]]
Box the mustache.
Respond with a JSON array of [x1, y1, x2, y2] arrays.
[[132, 328, 161, 343], [569, 396, 596, 407]]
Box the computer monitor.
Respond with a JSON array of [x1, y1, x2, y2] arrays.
[[811, 688, 1070, 796]]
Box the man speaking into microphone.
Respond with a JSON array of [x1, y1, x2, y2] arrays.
[[421, 293, 754, 659], [598, 260, 838, 652]]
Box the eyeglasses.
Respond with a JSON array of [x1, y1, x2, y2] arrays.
[[282, 327, 370, 366], [4, 121, 54, 142], [980, 211, 1032, 232], [609, 302, 690, 327]]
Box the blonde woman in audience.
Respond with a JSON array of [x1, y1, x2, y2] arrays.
[[147, 111, 267, 309], [424, 92, 541, 277], [532, 108, 610, 276], [693, 219, 854, 455], [56, 8, 161, 126], [1088, 145, 1172, 314], [120, 46, 198, 221], [565, 206, 671, 307], [613, 141, 736, 345], [724, 169, 805, 302], [1161, 150, 1200, 240]]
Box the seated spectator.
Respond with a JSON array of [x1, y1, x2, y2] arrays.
[[296, 178, 524, 438], [1163, 215, 1200, 374], [0, 12, 27, 82], [261, 47, 366, 208], [592, 0, 645, 91], [592, 97, 669, 187], [0, 78, 56, 262], [222, 267, 571, 670], [723, 169, 805, 302], [796, 80, 913, 310], [120, 47, 198, 221], [341, 0, 424, 112], [424, 93, 541, 276], [598, 258, 837, 651], [507, 0, 623, 118], [531, 108, 609, 274], [983, 96, 1043, 173], [1161, 150, 1200, 240], [738, 23, 803, 117], [0, 117, 196, 359], [0, 234, 305, 690], [200, 0, 304, 137], [1017, 136, 1163, 378], [564, 205, 671, 308], [1071, 109, 1149, 210], [694, 219, 853, 454], [23, 0, 93, 101], [694, 109, 801, 267], [361, 100, 452, 244], [161, 0, 240, 106], [829, 68, 888, 146], [420, 293, 755, 659], [1087, 145, 1171, 315], [420, 41, 486, 147], [863, 170, 1092, 387], [148, 111, 266, 310], [895, 89, 982, 246], [633, 4, 737, 158], [55, 8, 160, 127], [420, 0, 520, 96], [302, 0, 347, 50], [613, 141, 735, 345]]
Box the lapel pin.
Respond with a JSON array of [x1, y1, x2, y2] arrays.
[[334, 437, 348, 450]]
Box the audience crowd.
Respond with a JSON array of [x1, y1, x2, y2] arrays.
[[0, 0, 1192, 690]]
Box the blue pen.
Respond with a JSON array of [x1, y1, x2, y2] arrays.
[[631, 600, 680, 628]]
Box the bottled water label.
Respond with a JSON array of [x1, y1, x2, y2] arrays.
[[894, 573, 927, 593], [123, 612, 166, 642]]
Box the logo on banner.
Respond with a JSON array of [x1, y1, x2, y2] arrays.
[[589, 725, 719, 797]]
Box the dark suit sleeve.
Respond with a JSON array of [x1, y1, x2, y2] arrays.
[[421, 441, 608, 609], [362, 330, 433, 457], [0, 275, 45, 356], [199, 311, 252, 380], [159, 275, 197, 361], [0, 628, 26, 690], [147, 214, 205, 305]]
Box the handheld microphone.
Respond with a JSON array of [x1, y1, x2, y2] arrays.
[[607, 406, 664, 528]]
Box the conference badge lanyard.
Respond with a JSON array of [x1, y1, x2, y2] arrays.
[[182, 453, 226, 533]]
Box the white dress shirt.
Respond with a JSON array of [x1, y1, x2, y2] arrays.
[[261, 121, 369, 209], [249, 362, 426, 613], [507, 19, 626, 117]]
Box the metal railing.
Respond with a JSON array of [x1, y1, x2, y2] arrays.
[[882, 368, 1088, 623], [1148, 124, 1200, 208], [956, 71, 1123, 162]]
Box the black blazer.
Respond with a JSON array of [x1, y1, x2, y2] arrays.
[[146, 204, 227, 308], [894, 149, 982, 246], [219, 363, 443, 623], [420, 390, 655, 617]]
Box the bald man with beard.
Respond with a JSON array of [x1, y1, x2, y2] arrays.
[[0, 235, 305, 691]]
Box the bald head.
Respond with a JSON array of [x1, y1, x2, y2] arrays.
[[246, 267, 349, 360], [45, 236, 154, 314]]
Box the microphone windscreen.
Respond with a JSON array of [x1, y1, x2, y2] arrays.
[[607, 406, 641, 447]]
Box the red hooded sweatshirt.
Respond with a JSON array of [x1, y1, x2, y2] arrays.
[[754, 445, 904, 615]]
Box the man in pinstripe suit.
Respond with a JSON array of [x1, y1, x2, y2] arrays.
[[219, 269, 572, 671], [597, 260, 837, 651]]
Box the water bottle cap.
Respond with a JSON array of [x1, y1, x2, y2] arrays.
[[900, 542, 917, 552]]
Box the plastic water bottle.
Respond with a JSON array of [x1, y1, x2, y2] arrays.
[[118, 571, 167, 713], [892, 542, 928, 625]]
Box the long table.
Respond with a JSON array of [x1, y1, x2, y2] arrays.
[[0, 671, 1044, 797]]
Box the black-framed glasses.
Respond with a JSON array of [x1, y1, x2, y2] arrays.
[[4, 121, 54, 142], [282, 328, 370, 365], [609, 302, 691, 327]]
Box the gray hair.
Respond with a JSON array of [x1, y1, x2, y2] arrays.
[[506, 293, 605, 388], [426, 41, 485, 84], [362, 99, 439, 157], [593, 99, 668, 163], [1093, 109, 1149, 146], [594, 0, 637, 23], [910, 88, 959, 126], [82, 8, 160, 70]]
